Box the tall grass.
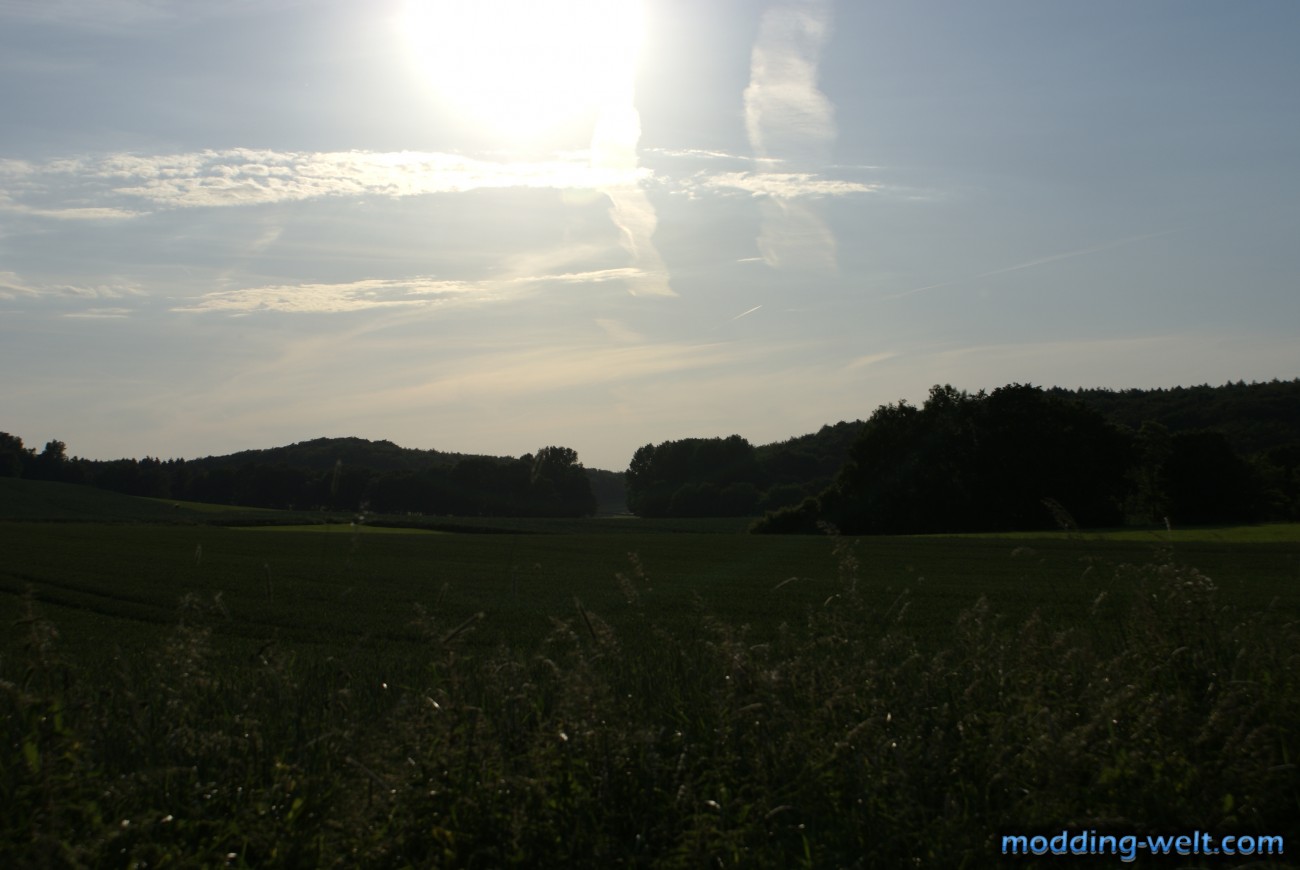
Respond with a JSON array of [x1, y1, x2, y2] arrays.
[[3, 545, 1297, 867]]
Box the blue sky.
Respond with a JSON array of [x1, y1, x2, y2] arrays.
[[2, 0, 1298, 470]]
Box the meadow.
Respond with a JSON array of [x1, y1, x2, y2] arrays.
[[2, 481, 1298, 866]]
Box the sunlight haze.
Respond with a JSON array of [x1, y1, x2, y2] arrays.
[[2, 0, 1298, 469]]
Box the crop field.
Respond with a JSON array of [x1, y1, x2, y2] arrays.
[[6, 520, 1299, 661], [3, 482, 1299, 867]]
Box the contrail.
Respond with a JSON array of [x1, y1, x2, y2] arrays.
[[879, 229, 1180, 302], [708, 304, 764, 333]]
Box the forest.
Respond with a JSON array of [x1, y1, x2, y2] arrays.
[[631, 379, 1300, 531], [0, 436, 601, 519], [2, 378, 1297, 530]]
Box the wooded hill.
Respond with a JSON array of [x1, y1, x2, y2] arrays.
[[0, 436, 608, 518], [1050, 379, 1300, 456], [2, 378, 1296, 527], [749, 381, 1300, 534], [628, 379, 1300, 528]]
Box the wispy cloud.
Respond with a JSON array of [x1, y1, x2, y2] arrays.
[[0, 272, 36, 300], [0, 179, 140, 221], [168, 338, 779, 449], [1, 145, 874, 226], [173, 277, 479, 314], [740, 0, 840, 272], [589, 14, 676, 299], [645, 147, 750, 163], [175, 267, 665, 315], [743, 1, 836, 161], [0, 149, 648, 214], [701, 171, 876, 199], [845, 351, 897, 369], [62, 307, 132, 319], [757, 198, 837, 272], [0, 271, 143, 301]]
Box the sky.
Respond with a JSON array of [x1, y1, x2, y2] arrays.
[[2, 0, 1298, 471]]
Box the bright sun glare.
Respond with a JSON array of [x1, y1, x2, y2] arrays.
[[401, 0, 645, 144]]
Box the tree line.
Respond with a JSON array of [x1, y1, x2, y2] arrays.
[[624, 421, 864, 518], [0, 435, 598, 518], [750, 383, 1296, 534], [1051, 379, 1300, 456], [625, 380, 1300, 532], [4, 378, 1297, 529]]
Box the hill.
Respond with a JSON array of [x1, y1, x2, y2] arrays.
[[1049, 378, 1300, 455], [185, 436, 477, 473], [0, 477, 281, 524], [4, 378, 1296, 523], [754, 382, 1300, 534]]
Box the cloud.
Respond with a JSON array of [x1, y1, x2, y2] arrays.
[[1, 145, 873, 230], [0, 149, 648, 214], [701, 171, 876, 198], [756, 197, 837, 273], [588, 46, 676, 298], [0, 271, 143, 301], [174, 277, 480, 314], [62, 307, 132, 319], [158, 335, 784, 456], [528, 267, 655, 286], [645, 147, 750, 162], [175, 267, 666, 315], [739, 0, 841, 272], [845, 351, 898, 369], [0, 272, 37, 299], [601, 186, 675, 297], [312, 341, 776, 414], [0, 180, 140, 221], [743, 0, 836, 162]]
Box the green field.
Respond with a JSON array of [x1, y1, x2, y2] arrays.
[[2, 480, 1298, 867], [6, 520, 1298, 660]]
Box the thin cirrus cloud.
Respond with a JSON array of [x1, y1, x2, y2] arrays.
[[743, 2, 836, 160], [176, 338, 786, 442], [740, 0, 840, 272], [0, 147, 872, 220], [61, 307, 133, 319], [701, 171, 876, 199], [0, 270, 143, 301], [587, 9, 676, 300], [0, 149, 649, 214], [175, 267, 663, 315], [173, 277, 479, 315]]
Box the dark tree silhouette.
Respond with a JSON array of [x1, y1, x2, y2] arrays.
[[0, 432, 28, 478], [757, 385, 1137, 535]]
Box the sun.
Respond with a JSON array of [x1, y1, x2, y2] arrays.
[[400, 0, 645, 145]]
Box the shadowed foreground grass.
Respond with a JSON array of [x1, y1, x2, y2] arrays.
[[3, 550, 1298, 868]]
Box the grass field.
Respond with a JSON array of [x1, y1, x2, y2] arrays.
[[2, 480, 1299, 866], [938, 522, 1300, 544]]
